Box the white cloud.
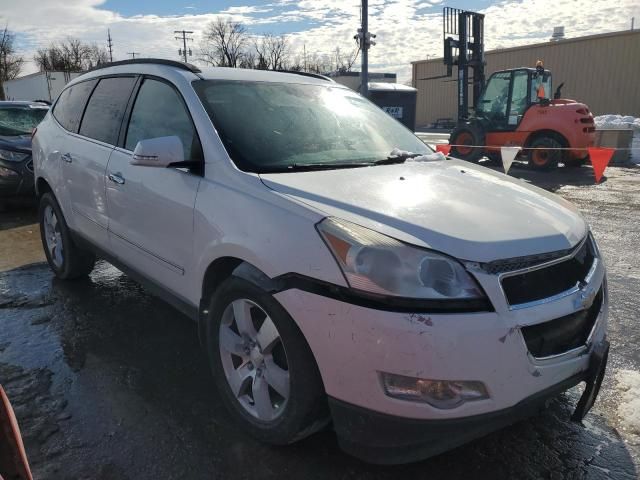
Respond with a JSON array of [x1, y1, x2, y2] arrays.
[[219, 6, 273, 15], [1, 0, 638, 83]]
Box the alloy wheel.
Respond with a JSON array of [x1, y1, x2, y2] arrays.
[[43, 205, 63, 268], [218, 299, 290, 422]]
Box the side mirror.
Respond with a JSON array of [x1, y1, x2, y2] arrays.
[[131, 136, 184, 167]]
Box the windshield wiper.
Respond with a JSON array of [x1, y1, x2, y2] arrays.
[[373, 152, 423, 165], [260, 162, 371, 173]]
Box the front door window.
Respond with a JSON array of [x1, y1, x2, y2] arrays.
[[508, 70, 529, 126], [476, 72, 511, 127]]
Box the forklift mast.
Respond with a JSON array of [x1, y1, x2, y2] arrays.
[[443, 8, 485, 121]]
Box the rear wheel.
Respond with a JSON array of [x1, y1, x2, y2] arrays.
[[527, 136, 562, 171], [450, 125, 485, 162], [38, 192, 95, 279], [205, 276, 327, 445]]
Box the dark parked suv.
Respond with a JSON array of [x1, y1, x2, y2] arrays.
[[0, 101, 49, 206]]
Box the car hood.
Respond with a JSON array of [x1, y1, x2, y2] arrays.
[[0, 135, 32, 152], [259, 160, 587, 263]]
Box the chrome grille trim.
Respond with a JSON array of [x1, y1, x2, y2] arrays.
[[480, 235, 588, 275]]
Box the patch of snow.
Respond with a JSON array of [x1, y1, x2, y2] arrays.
[[594, 114, 640, 131], [615, 369, 640, 437], [594, 114, 640, 164], [406, 152, 446, 162], [388, 147, 446, 163], [388, 147, 412, 157]]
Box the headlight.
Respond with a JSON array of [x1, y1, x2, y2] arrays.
[[316, 217, 484, 299], [0, 166, 19, 177], [0, 149, 29, 163]]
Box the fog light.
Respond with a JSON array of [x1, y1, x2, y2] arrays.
[[0, 166, 19, 178], [381, 372, 489, 409]]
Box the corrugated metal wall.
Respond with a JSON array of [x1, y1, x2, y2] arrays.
[[412, 30, 640, 127]]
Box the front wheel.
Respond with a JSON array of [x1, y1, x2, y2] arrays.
[[449, 125, 485, 162], [38, 192, 95, 279], [204, 276, 328, 445]]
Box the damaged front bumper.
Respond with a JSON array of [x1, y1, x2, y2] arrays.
[[329, 338, 609, 465]]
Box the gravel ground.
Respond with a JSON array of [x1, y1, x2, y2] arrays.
[[0, 162, 639, 479]]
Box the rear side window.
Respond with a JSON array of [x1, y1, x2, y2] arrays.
[[79, 76, 137, 145], [52, 80, 96, 132], [125, 78, 200, 160]]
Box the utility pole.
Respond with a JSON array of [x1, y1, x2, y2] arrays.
[[174, 30, 194, 63], [127, 52, 139, 59], [354, 0, 375, 98], [303, 43, 307, 72], [107, 29, 114, 62]]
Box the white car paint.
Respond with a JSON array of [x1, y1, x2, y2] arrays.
[[60, 133, 113, 250], [260, 160, 586, 262], [33, 62, 608, 457]]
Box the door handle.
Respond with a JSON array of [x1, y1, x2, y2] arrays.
[[108, 173, 125, 185], [61, 153, 72, 163]]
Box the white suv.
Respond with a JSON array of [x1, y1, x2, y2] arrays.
[[33, 60, 609, 464]]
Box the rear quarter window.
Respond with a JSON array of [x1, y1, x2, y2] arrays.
[[79, 76, 137, 145], [52, 80, 97, 132]]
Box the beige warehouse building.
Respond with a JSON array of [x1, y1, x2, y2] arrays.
[[411, 29, 640, 127]]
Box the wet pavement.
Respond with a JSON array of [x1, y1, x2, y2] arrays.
[[1, 163, 639, 479]]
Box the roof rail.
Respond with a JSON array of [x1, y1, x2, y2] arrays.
[[87, 58, 202, 74], [278, 70, 334, 82]]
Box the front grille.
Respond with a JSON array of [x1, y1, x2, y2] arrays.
[[25, 159, 34, 172], [481, 246, 577, 275], [501, 237, 596, 306], [521, 288, 602, 358]]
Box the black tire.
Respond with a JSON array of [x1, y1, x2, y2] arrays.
[[38, 192, 96, 280], [527, 136, 562, 171], [204, 276, 328, 445], [450, 124, 485, 162]]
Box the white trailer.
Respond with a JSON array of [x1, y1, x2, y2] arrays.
[[3, 71, 81, 103]]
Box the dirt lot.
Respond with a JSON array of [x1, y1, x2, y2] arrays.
[[1, 162, 639, 479]]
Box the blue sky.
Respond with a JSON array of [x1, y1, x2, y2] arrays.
[[100, 0, 492, 33], [3, 0, 639, 82]]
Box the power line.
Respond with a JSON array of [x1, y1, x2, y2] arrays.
[[127, 52, 140, 59], [174, 30, 194, 63], [107, 29, 114, 62]]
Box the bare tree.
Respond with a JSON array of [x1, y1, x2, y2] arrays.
[[238, 50, 257, 69], [88, 44, 109, 67], [334, 45, 360, 73], [200, 18, 248, 68], [0, 26, 24, 99], [34, 39, 108, 72], [264, 34, 289, 71], [251, 34, 290, 71], [305, 52, 332, 75], [253, 37, 269, 70]]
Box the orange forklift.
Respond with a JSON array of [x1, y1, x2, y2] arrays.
[[435, 8, 595, 170]]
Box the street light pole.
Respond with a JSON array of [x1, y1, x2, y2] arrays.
[[361, 0, 368, 98], [355, 0, 375, 98]]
